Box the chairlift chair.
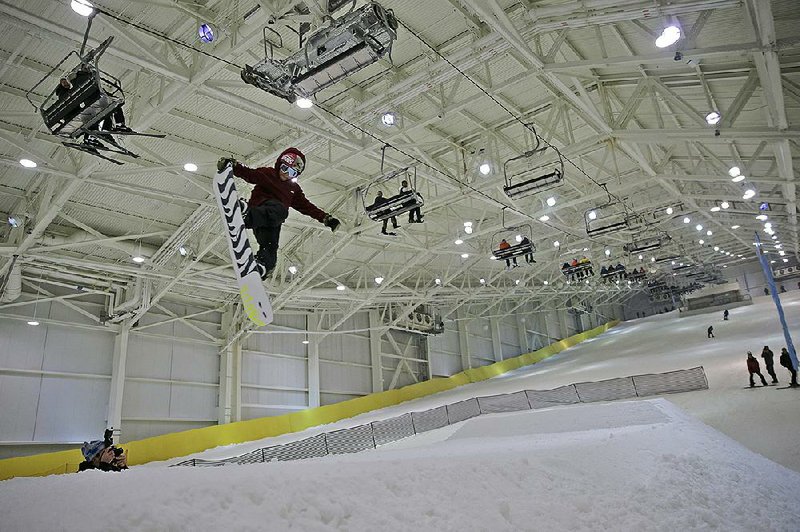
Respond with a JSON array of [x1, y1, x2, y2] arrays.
[[584, 201, 638, 236], [241, 2, 398, 102], [362, 146, 424, 223], [623, 233, 670, 254], [503, 143, 565, 200], [26, 37, 123, 140], [491, 223, 536, 263]]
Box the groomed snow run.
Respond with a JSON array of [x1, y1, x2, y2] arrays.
[[1, 292, 800, 531]]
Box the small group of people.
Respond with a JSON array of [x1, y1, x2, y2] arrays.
[[497, 237, 534, 270], [746, 346, 798, 388], [78, 428, 128, 472], [561, 257, 593, 281], [370, 179, 424, 236], [599, 263, 627, 281]]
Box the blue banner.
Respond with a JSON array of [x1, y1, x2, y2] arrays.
[[754, 232, 797, 370]]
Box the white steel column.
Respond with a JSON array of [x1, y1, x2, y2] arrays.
[[231, 339, 242, 422], [490, 317, 503, 362], [516, 313, 530, 353], [456, 308, 472, 370], [107, 320, 130, 442], [218, 342, 233, 424], [368, 310, 384, 392], [307, 315, 321, 407]]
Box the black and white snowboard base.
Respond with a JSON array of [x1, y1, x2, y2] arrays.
[[213, 164, 273, 327]]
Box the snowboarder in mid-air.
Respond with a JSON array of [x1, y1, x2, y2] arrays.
[[217, 148, 341, 279]]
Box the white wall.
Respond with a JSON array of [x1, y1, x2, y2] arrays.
[[0, 287, 618, 457]]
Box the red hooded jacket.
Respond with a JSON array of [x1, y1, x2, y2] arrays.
[[232, 148, 326, 223], [747, 356, 760, 374]]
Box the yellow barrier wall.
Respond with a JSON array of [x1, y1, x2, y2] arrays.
[[0, 320, 618, 481]]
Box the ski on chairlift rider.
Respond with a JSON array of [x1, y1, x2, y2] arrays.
[[217, 148, 341, 279]]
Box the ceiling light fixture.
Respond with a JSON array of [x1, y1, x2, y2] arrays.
[[605, 249, 611, 256], [742, 188, 756, 200], [695, 224, 703, 231], [539, 215, 550, 222], [463, 221, 473, 234], [710, 206, 720, 212], [705, 111, 721, 125], [479, 162, 491, 175], [132, 255, 145, 264], [655, 25, 681, 48], [336, 284, 346, 291], [706, 230, 712, 236], [434, 278, 442, 285], [183, 163, 198, 172], [302, 340, 309, 345], [381, 112, 396, 126], [295, 97, 314, 109], [479, 278, 486, 284], [198, 23, 215, 43], [699, 239, 704, 244], [553, 240, 560, 247], [756, 214, 768, 221], [665, 207, 673, 215], [19, 158, 37, 168], [7, 216, 18, 228], [375, 276, 384, 284], [588, 210, 597, 220], [728, 166, 741, 178], [721, 201, 729, 209], [288, 265, 298, 275], [178, 245, 188, 256], [70, 0, 94, 16], [454, 239, 463, 245], [461, 253, 469, 259], [731, 175, 746, 183], [731, 225, 740, 229], [546, 197, 556, 207], [683, 217, 691, 224]]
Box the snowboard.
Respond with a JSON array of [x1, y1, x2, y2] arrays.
[[213, 164, 273, 327]]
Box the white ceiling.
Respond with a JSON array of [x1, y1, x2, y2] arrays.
[[0, 0, 798, 328]]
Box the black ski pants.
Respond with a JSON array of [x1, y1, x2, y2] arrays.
[[749, 371, 768, 387], [382, 216, 398, 234], [764, 362, 778, 382], [245, 199, 288, 272]]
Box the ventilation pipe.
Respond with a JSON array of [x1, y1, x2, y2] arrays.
[[110, 278, 143, 316]]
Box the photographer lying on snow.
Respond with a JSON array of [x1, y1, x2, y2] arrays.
[[78, 429, 128, 472]]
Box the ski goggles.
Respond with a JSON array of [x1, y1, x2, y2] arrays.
[[280, 163, 300, 178]]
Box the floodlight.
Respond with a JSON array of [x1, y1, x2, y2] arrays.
[[70, 0, 94, 17], [198, 23, 214, 43], [655, 25, 681, 48]]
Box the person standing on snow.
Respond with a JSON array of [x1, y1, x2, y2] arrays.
[[761, 345, 778, 384], [723, 309, 729, 321], [746, 352, 768, 388], [779, 347, 798, 387], [218, 148, 341, 279], [707, 325, 714, 338]]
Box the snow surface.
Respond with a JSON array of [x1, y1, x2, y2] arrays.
[[2, 292, 800, 531]]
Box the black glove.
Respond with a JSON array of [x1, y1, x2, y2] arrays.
[[322, 214, 341, 232], [217, 157, 236, 172]]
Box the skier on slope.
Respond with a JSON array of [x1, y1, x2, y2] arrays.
[[217, 148, 341, 279]]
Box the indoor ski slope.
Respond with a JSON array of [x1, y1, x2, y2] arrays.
[[1, 292, 799, 531]]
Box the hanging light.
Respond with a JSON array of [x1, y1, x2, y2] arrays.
[[19, 158, 37, 168], [295, 97, 314, 109], [454, 239, 463, 245], [434, 278, 441, 285], [731, 225, 740, 229], [665, 207, 673, 215], [588, 210, 597, 220], [178, 245, 188, 256], [336, 284, 346, 291], [655, 25, 681, 48], [710, 206, 720, 212], [70, 0, 94, 17], [546, 197, 557, 207], [683, 217, 691, 224], [463, 221, 473, 234], [728, 166, 741, 178], [183, 163, 198, 172], [381, 112, 396, 126], [479, 162, 491, 175], [705, 111, 721, 125], [721, 201, 729, 209], [553, 240, 560, 247], [302, 340, 310, 345], [605, 249, 611, 257], [756, 214, 768, 221], [374, 276, 384, 285], [7, 216, 19, 228], [288, 265, 298, 275], [543, 280, 549, 285], [538, 215, 550, 222], [461, 253, 469, 259], [706, 230, 712, 236], [479, 278, 486, 284], [198, 23, 215, 43], [742, 188, 756, 200], [731, 174, 746, 183], [695, 224, 703, 231]]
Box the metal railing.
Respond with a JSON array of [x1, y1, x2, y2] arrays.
[[173, 366, 708, 468]]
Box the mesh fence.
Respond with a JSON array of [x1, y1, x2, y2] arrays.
[[172, 366, 708, 468]]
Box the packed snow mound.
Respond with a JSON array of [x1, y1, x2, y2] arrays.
[[2, 399, 799, 531]]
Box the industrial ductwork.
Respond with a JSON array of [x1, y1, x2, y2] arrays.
[[0, 257, 22, 303]]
